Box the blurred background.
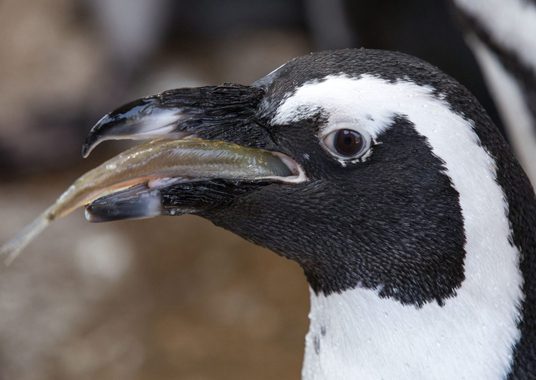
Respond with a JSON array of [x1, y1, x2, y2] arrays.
[[0, 1, 533, 379]]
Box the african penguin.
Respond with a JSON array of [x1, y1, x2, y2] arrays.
[[451, 0, 536, 187], [77, 49, 536, 378]]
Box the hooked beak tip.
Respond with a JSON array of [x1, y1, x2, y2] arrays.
[[81, 97, 189, 158], [81, 137, 98, 159], [81, 113, 114, 158]]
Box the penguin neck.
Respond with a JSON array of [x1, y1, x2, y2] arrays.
[[301, 243, 524, 380]]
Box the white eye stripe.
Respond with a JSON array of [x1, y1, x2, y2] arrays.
[[320, 119, 367, 136]]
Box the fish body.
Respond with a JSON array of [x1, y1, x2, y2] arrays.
[[0, 138, 295, 263]]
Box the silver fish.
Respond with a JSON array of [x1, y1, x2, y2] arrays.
[[0, 138, 297, 263]]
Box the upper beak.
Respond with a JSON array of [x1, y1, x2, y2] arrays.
[[82, 84, 268, 157], [80, 84, 305, 222]]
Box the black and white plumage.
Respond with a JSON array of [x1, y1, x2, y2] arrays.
[[451, 0, 536, 187], [64, 49, 536, 378]]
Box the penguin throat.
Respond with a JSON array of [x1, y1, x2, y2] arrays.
[[301, 281, 522, 380]]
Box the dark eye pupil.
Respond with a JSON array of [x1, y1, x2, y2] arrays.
[[334, 129, 363, 157]]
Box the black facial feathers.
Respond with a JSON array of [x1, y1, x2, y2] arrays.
[[207, 117, 466, 306]]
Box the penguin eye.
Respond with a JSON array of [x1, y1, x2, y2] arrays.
[[323, 128, 371, 160]]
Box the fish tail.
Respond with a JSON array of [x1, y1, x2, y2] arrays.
[[0, 210, 52, 265]]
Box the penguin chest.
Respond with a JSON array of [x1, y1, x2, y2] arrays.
[[302, 282, 523, 380]]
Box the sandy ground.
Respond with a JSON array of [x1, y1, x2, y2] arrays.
[[0, 172, 309, 379]]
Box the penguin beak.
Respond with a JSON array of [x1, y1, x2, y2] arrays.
[[82, 84, 269, 157], [82, 85, 306, 222]]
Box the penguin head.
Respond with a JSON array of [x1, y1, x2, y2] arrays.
[[83, 49, 527, 306]]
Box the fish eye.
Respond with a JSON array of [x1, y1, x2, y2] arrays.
[[323, 128, 370, 160]]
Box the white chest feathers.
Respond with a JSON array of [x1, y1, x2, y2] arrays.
[[302, 282, 522, 380]]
